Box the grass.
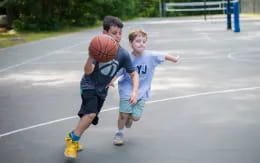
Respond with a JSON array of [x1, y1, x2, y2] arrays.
[[0, 25, 101, 49]]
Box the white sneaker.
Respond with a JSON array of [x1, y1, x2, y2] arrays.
[[113, 132, 124, 145]]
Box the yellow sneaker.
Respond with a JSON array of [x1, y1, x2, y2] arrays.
[[65, 135, 83, 151], [64, 139, 78, 158]]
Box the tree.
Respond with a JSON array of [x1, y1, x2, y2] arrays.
[[0, 0, 161, 31]]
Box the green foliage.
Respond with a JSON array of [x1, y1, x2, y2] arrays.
[[1, 0, 161, 31], [12, 19, 23, 30], [136, 0, 160, 17]]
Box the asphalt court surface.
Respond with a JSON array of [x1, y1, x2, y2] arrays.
[[0, 16, 260, 163]]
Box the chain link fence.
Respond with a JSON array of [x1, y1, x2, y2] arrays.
[[241, 0, 260, 13]]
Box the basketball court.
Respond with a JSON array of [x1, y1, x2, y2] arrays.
[[1, 15, 260, 163]]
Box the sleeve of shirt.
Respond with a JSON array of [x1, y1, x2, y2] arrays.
[[151, 52, 165, 66]]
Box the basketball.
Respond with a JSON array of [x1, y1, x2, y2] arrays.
[[88, 34, 119, 62]]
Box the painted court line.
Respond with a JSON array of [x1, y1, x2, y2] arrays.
[[228, 50, 260, 63], [0, 86, 260, 138], [0, 41, 88, 73]]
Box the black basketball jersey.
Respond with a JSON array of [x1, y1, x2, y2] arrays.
[[80, 46, 135, 98]]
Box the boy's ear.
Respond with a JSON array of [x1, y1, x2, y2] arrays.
[[103, 30, 108, 34]]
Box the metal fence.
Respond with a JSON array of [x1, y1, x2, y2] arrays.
[[241, 0, 260, 13], [165, 1, 226, 12], [162, 1, 227, 17]]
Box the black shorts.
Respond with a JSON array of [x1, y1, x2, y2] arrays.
[[78, 90, 105, 118]]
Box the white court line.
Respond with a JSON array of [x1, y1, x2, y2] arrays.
[[199, 32, 213, 41], [228, 50, 260, 63], [29, 61, 83, 65], [1, 86, 260, 138], [0, 41, 88, 73]]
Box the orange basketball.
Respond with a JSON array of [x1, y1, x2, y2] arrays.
[[88, 34, 119, 62]]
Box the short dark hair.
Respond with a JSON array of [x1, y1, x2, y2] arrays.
[[103, 16, 123, 32]]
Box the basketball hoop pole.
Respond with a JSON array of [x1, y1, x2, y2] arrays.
[[226, 0, 232, 30], [233, 0, 240, 32]]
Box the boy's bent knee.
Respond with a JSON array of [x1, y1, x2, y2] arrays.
[[132, 117, 140, 121], [83, 113, 96, 120], [119, 112, 130, 120]]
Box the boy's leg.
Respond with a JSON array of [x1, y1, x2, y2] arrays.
[[117, 98, 132, 129], [74, 113, 96, 136], [118, 112, 130, 129], [125, 99, 145, 128], [125, 117, 134, 128], [64, 90, 104, 158], [113, 112, 130, 145], [64, 113, 96, 158], [113, 99, 134, 145], [125, 116, 139, 128]]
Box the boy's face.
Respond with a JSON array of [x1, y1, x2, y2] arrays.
[[103, 25, 122, 43], [130, 34, 147, 55]]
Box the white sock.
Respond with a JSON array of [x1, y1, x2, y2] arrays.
[[117, 129, 124, 134]]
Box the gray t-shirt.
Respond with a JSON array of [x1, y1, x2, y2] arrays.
[[80, 46, 135, 98], [118, 51, 165, 100]]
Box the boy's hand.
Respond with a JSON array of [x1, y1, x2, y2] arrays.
[[106, 76, 117, 88], [165, 55, 180, 63], [175, 55, 180, 62], [106, 82, 115, 88], [129, 91, 137, 105]]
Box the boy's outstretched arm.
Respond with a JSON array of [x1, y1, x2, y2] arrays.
[[165, 55, 179, 63], [129, 71, 139, 105], [84, 56, 95, 75]]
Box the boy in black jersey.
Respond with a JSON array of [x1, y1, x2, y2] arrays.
[[64, 16, 139, 158]]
